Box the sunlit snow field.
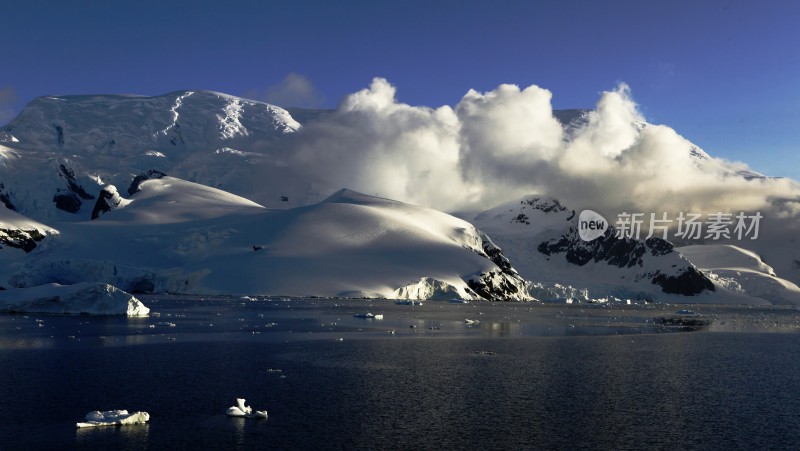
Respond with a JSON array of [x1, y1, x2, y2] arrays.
[[2, 297, 800, 449]]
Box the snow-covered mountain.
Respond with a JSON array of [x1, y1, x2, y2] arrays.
[[5, 178, 529, 300], [677, 244, 800, 305], [0, 89, 796, 304], [466, 196, 707, 302], [464, 195, 800, 304], [0, 91, 321, 220]]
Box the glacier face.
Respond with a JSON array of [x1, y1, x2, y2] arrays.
[[0, 282, 149, 316]]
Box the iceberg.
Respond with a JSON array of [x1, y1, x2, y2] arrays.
[[354, 313, 383, 320], [226, 398, 267, 419], [0, 282, 149, 316], [76, 410, 150, 428], [392, 277, 478, 301]]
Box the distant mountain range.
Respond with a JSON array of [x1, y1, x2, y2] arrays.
[[1, 90, 797, 304]]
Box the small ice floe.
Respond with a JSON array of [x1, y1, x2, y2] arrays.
[[76, 410, 150, 428], [353, 313, 383, 320], [675, 309, 696, 315], [394, 300, 423, 305], [449, 299, 469, 304], [464, 319, 480, 325], [226, 398, 267, 419]]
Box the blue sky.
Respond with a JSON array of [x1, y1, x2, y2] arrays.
[[3, 0, 799, 179]]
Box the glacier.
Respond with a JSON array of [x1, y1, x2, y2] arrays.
[[0, 282, 150, 316]]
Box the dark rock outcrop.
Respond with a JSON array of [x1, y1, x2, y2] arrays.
[[0, 228, 46, 253], [538, 226, 662, 268], [0, 183, 15, 211], [465, 232, 531, 301], [128, 170, 167, 196], [53, 193, 82, 213], [538, 226, 714, 296], [53, 163, 95, 213], [466, 269, 530, 301], [651, 268, 715, 295], [91, 185, 125, 220]]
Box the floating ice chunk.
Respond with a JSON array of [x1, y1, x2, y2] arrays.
[[226, 406, 248, 417], [354, 313, 383, 320], [76, 410, 150, 428], [395, 300, 424, 305], [226, 398, 267, 419], [236, 398, 252, 415]]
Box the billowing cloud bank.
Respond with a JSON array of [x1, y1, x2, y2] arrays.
[[289, 78, 800, 219]]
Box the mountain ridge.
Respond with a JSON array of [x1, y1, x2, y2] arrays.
[[0, 89, 796, 304]]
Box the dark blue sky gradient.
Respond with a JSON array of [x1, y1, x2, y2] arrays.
[[3, 0, 799, 178]]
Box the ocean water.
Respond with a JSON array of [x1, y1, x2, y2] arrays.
[[2, 297, 800, 450]]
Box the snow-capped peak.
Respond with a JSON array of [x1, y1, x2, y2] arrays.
[[3, 90, 300, 154]]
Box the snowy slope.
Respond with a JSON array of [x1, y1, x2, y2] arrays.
[[464, 195, 767, 304], [465, 195, 800, 305], [95, 175, 264, 224], [677, 244, 800, 305], [0, 195, 58, 272], [3, 90, 299, 151], [0, 91, 318, 219], [7, 183, 529, 300]]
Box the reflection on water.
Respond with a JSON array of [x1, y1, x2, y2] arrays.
[[1, 331, 800, 449], [3, 298, 800, 351], [75, 423, 150, 450], [479, 321, 519, 337], [229, 417, 246, 447], [3, 298, 800, 449]]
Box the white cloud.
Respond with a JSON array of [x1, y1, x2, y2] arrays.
[[456, 83, 563, 204], [290, 78, 469, 209], [255, 73, 324, 108], [286, 77, 800, 218]]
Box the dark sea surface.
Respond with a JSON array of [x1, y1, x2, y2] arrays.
[[2, 297, 800, 450]]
